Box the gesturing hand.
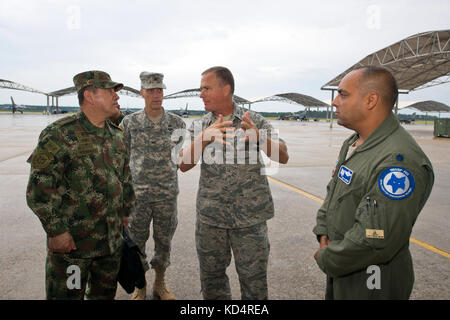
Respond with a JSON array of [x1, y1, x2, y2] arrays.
[[239, 111, 260, 143], [203, 114, 235, 146]]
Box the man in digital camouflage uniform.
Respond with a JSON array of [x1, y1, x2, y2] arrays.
[[179, 66, 289, 299], [26, 70, 136, 300], [313, 66, 434, 299], [121, 72, 186, 300]]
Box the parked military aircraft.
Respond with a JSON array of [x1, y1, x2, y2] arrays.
[[173, 103, 189, 118], [278, 111, 309, 121], [123, 107, 133, 115], [2, 97, 26, 114], [397, 113, 416, 124]]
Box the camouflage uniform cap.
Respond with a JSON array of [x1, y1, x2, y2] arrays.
[[73, 70, 124, 93], [140, 72, 167, 89]]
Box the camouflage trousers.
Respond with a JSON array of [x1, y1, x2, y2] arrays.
[[126, 194, 178, 272], [196, 220, 270, 300], [45, 248, 121, 300]]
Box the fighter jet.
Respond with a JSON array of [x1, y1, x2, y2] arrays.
[[123, 107, 134, 115], [397, 113, 416, 125], [278, 111, 308, 121], [4, 97, 26, 114], [173, 103, 189, 118]]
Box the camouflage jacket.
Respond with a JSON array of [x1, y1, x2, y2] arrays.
[[120, 108, 186, 200], [111, 112, 125, 127], [26, 111, 136, 258], [188, 104, 284, 229]]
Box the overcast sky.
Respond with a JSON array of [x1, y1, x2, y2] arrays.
[[0, 0, 449, 112]]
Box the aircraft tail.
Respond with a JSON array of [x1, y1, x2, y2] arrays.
[[10, 96, 16, 106]]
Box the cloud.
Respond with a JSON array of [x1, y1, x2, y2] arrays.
[[0, 0, 449, 111]]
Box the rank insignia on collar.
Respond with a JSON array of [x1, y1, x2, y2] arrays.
[[338, 165, 353, 185], [378, 167, 415, 200]]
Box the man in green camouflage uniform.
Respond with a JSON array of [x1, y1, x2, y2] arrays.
[[179, 66, 289, 299], [111, 111, 125, 127], [26, 70, 136, 300], [121, 72, 186, 300], [313, 66, 434, 299]]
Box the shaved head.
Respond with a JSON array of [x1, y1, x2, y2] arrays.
[[356, 66, 398, 110]]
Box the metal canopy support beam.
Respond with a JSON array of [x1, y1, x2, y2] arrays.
[[403, 100, 450, 112], [251, 93, 330, 108], [0, 79, 48, 95], [164, 88, 250, 106], [395, 97, 399, 115], [322, 29, 450, 93], [330, 89, 335, 129]]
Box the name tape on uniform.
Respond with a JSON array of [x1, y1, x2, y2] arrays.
[[366, 229, 385, 239]]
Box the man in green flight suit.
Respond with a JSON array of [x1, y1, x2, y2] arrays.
[[26, 70, 136, 299], [313, 66, 434, 299]]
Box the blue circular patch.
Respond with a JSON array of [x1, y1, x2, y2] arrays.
[[378, 167, 415, 200]]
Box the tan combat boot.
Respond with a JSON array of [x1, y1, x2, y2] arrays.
[[130, 282, 147, 300], [152, 267, 175, 300]]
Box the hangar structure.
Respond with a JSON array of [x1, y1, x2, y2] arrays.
[[402, 100, 450, 118], [3, 29, 447, 117], [0, 78, 141, 114], [164, 88, 251, 106], [322, 29, 450, 127], [250, 92, 331, 115], [164, 89, 330, 114], [46, 85, 140, 113]]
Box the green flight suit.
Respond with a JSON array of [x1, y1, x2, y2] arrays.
[[313, 112, 434, 299]]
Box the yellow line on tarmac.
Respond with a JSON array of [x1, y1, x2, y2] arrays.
[[409, 238, 450, 259], [267, 177, 324, 204], [267, 176, 450, 259]]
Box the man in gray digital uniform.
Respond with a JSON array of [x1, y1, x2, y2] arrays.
[[179, 66, 289, 299], [120, 72, 186, 300]]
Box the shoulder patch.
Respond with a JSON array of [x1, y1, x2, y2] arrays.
[[378, 167, 415, 200], [31, 150, 54, 169]]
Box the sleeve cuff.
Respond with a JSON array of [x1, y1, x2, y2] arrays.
[[44, 221, 68, 238], [316, 247, 327, 274]]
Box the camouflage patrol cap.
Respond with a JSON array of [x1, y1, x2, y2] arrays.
[[140, 72, 167, 89], [73, 70, 124, 93]]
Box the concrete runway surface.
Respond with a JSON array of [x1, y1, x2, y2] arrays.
[[0, 113, 448, 300]]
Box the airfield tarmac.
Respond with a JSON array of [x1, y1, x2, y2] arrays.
[[0, 113, 449, 300]]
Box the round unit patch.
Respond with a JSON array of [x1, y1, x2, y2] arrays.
[[378, 167, 415, 200]]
